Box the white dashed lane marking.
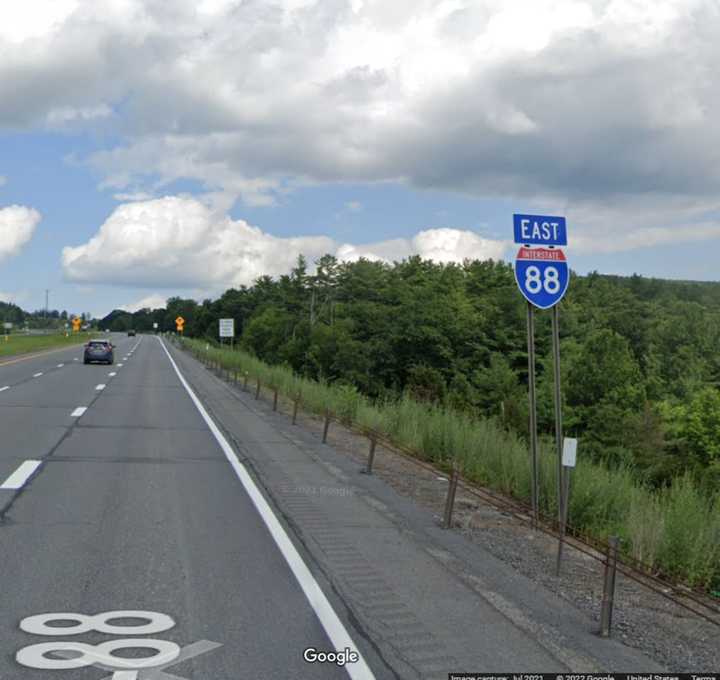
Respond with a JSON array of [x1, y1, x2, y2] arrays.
[[1, 460, 42, 490], [95, 384, 106, 391], [71, 407, 87, 417], [32, 373, 43, 378], [108, 372, 117, 377], [0, 386, 9, 392]]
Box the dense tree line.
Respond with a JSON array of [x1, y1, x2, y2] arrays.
[[1, 301, 79, 329], [106, 255, 720, 495]]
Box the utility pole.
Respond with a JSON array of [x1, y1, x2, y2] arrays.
[[45, 289, 49, 318]]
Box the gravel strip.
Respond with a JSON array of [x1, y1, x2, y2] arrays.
[[288, 404, 720, 672]]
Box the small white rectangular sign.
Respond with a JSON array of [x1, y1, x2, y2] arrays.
[[219, 318, 235, 338], [3, 322, 12, 330], [562, 437, 578, 468]]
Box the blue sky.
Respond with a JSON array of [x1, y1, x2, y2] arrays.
[[1, 0, 719, 318]]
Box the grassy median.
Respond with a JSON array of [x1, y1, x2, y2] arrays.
[[179, 336, 720, 594], [0, 332, 93, 360]]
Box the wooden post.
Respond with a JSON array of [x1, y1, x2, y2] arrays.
[[292, 398, 299, 425], [255, 378, 261, 400], [273, 388, 278, 411], [365, 435, 377, 474], [443, 461, 460, 529], [600, 536, 620, 637], [322, 411, 331, 443]]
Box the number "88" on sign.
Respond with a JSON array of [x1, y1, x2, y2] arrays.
[[524, 265, 560, 294], [17, 611, 179, 671]]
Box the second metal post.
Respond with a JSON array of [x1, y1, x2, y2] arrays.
[[526, 302, 539, 527]]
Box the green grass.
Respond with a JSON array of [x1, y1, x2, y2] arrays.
[[0, 332, 93, 359], [182, 337, 720, 592]]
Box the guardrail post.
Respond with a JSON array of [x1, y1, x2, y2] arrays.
[[292, 397, 299, 425], [273, 388, 278, 411], [443, 461, 460, 529], [255, 378, 261, 400], [365, 434, 377, 474], [322, 411, 331, 443], [599, 536, 620, 637]]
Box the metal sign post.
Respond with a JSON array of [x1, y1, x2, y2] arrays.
[[556, 437, 577, 575], [526, 302, 539, 527], [552, 305, 563, 535]]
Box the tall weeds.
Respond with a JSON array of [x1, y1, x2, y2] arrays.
[[182, 337, 720, 591]]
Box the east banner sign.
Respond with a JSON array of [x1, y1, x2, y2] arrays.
[[513, 214, 567, 247]]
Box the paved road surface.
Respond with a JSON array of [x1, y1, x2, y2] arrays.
[[0, 335, 378, 679]]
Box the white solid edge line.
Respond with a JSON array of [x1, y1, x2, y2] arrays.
[[71, 407, 87, 417], [1, 460, 42, 490], [157, 337, 376, 680]]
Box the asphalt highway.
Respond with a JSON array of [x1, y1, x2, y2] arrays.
[[0, 334, 376, 679]]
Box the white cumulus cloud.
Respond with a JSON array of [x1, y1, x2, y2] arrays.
[[0, 205, 41, 260], [120, 293, 168, 312], [62, 196, 506, 289], [0, 0, 717, 250], [62, 196, 336, 288], [5, 1, 720, 254]]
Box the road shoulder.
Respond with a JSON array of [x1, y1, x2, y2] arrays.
[[167, 341, 664, 678]]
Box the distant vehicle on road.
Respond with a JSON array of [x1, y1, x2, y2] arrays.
[[83, 339, 114, 365], [127, 329, 136, 337]]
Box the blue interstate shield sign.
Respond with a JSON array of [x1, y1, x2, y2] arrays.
[[514, 246, 569, 309]]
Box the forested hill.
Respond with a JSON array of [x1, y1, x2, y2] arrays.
[[118, 255, 720, 492]]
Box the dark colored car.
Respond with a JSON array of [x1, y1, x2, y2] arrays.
[[84, 339, 115, 365], [127, 329, 136, 336]]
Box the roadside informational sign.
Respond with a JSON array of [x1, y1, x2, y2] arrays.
[[3, 322, 12, 330], [562, 437, 578, 467], [514, 246, 569, 309], [219, 318, 235, 338], [153, 322, 158, 330]]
